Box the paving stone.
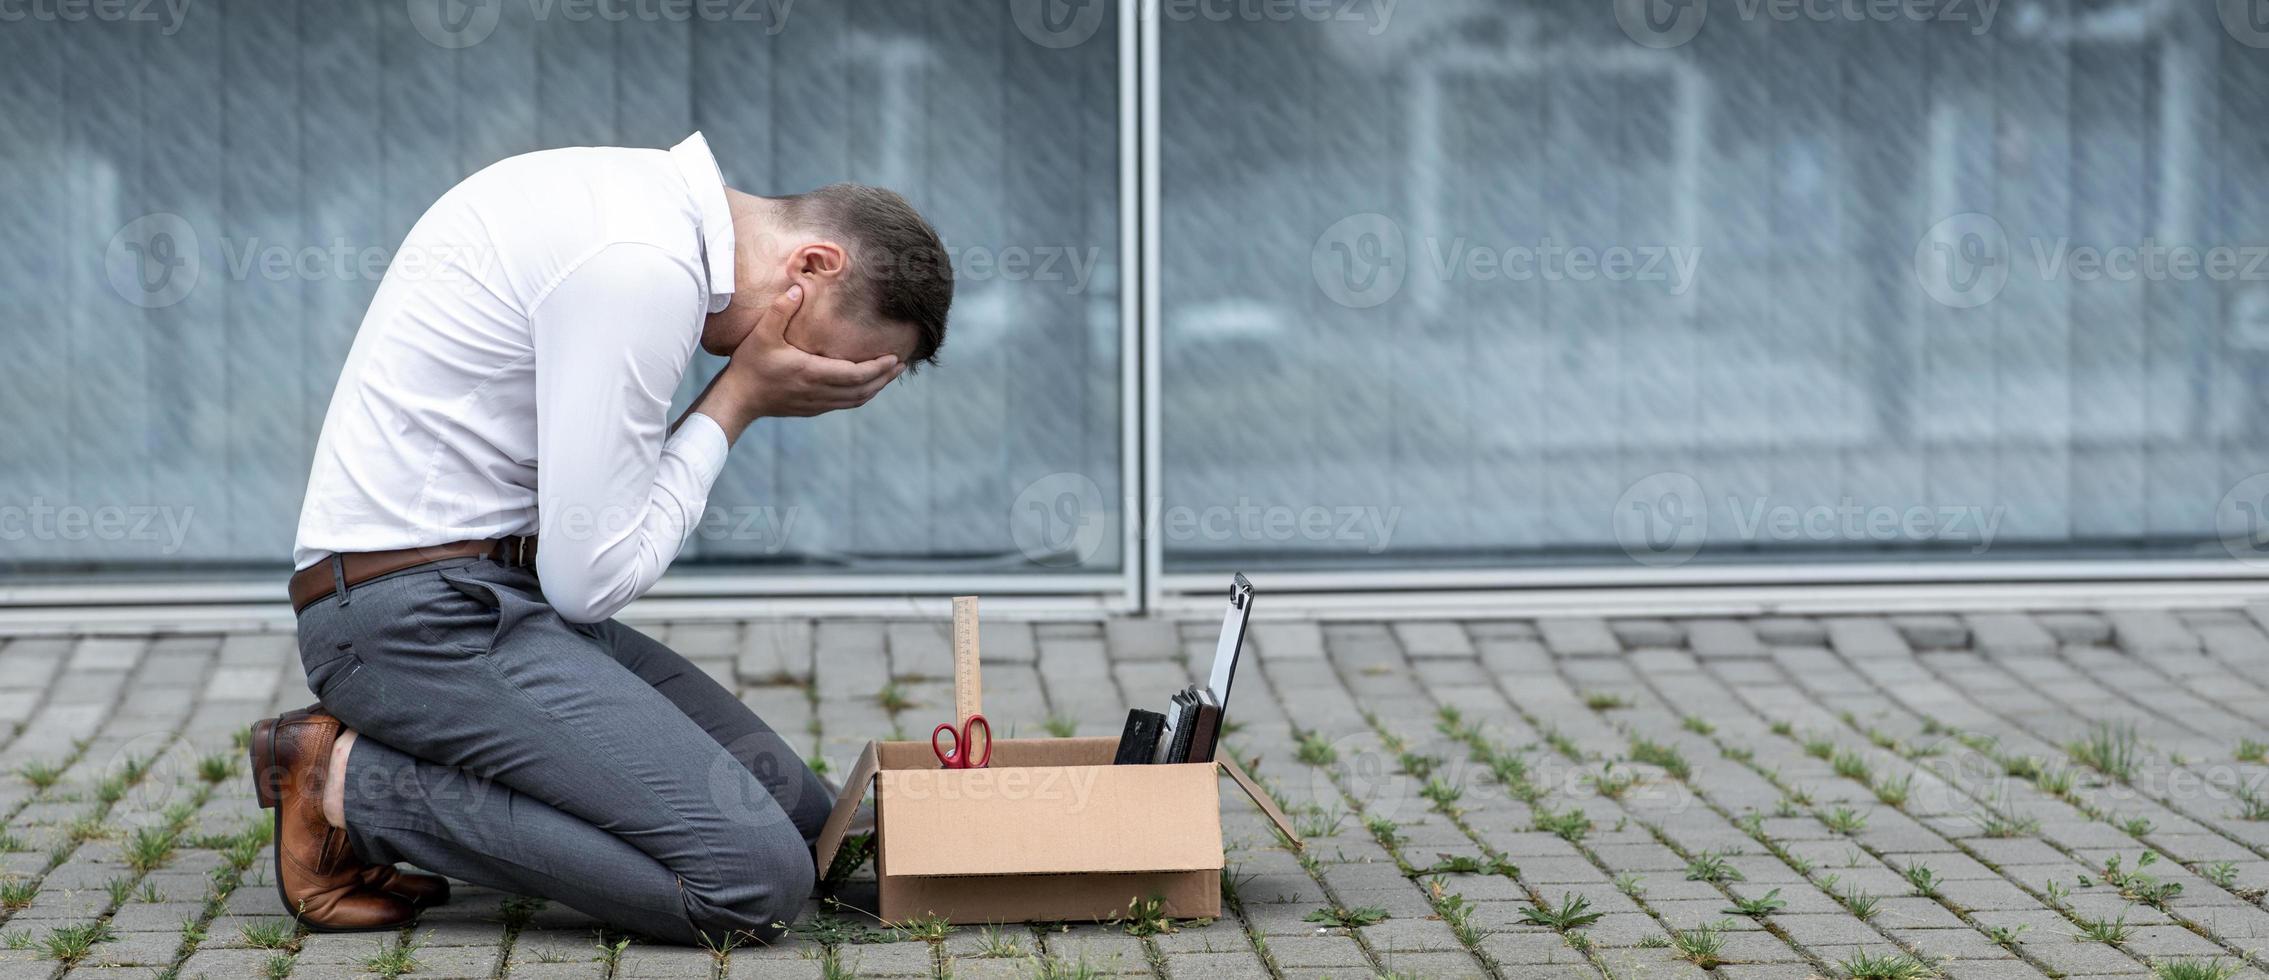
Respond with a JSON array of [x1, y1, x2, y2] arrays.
[[1608, 618, 1684, 649], [1825, 617, 1910, 659], [1393, 621, 1474, 658], [1538, 618, 1621, 657], [1686, 619, 1767, 658], [1890, 615, 1969, 650], [1751, 617, 1828, 646], [179, 947, 283, 978], [1104, 617, 1179, 660], [1965, 614, 2056, 656], [1371, 950, 1491, 978], [2108, 610, 2203, 656], [737, 620, 814, 685]]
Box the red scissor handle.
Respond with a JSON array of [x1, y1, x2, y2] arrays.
[[931, 714, 992, 769]]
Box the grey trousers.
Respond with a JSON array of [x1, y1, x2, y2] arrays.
[[293, 556, 829, 945]]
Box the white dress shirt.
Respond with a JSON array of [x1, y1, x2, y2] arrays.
[[295, 133, 738, 623]]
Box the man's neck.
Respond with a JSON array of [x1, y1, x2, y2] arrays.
[[724, 188, 787, 266]]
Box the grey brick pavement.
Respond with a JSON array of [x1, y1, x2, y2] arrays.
[[5, 608, 2269, 978]]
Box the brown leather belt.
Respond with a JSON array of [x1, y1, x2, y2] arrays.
[[289, 536, 538, 612]]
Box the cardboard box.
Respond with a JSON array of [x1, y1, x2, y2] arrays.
[[814, 735, 1302, 925]]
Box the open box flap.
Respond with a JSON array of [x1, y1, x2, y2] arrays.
[[1218, 754, 1303, 849], [879, 764, 1223, 877], [814, 741, 881, 872]]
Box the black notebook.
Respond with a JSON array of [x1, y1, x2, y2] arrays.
[[1113, 709, 1166, 764]]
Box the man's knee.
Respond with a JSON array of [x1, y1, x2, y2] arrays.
[[684, 839, 814, 942]]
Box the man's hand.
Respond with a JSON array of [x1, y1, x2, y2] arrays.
[[690, 284, 903, 443]]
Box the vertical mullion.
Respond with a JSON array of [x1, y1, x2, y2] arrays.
[[1135, 0, 1161, 613]]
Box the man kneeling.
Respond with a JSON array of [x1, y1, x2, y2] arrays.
[[251, 134, 950, 943]]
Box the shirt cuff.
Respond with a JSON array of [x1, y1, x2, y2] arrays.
[[664, 412, 733, 490]]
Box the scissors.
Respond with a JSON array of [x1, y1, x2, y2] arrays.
[[932, 713, 992, 769]]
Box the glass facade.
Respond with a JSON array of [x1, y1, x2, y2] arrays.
[[1160, 1, 2269, 572], [0, 0, 1123, 577], [4, 1, 2268, 587]]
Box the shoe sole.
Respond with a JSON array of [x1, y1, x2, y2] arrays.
[[251, 709, 407, 933]]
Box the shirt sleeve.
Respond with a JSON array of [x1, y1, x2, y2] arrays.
[[529, 242, 727, 623]]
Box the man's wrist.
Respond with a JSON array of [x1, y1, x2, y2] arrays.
[[692, 374, 763, 443]]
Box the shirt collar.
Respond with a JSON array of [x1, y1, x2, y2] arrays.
[[669, 132, 737, 315]]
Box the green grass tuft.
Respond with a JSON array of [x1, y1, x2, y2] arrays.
[[1837, 950, 1937, 979], [1303, 904, 1387, 929], [2069, 722, 2141, 781], [1517, 893, 1604, 932]]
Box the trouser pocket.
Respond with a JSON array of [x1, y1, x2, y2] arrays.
[[305, 647, 368, 703]]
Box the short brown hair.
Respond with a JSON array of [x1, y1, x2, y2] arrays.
[[779, 183, 953, 368]]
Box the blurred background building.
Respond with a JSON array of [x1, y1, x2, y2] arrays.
[[3, 0, 2268, 613]]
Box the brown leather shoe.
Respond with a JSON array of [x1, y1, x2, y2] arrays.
[[359, 864, 450, 909], [266, 705, 451, 911], [249, 707, 416, 932]]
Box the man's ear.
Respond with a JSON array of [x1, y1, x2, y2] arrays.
[[789, 241, 849, 286]]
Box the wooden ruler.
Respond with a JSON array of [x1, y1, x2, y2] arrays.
[[951, 595, 982, 722]]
